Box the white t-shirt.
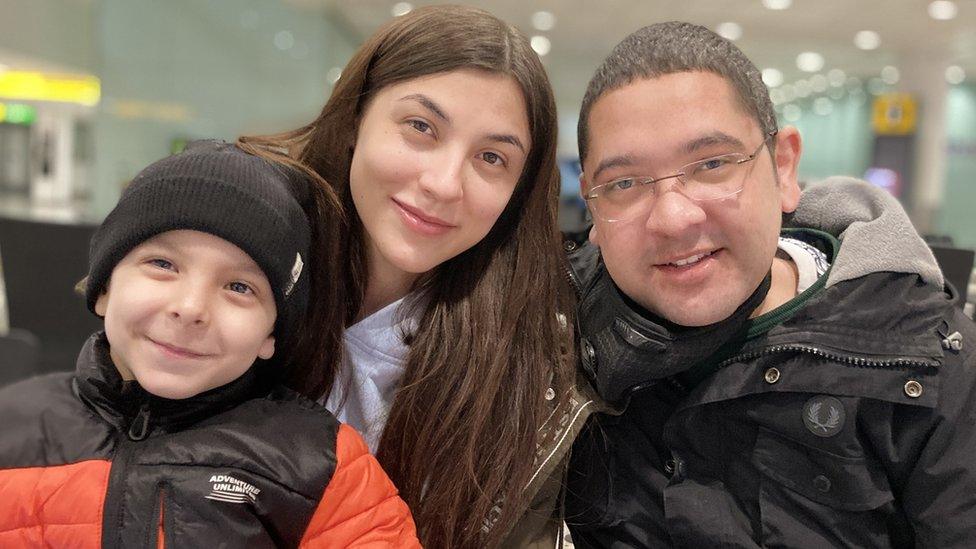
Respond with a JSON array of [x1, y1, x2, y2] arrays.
[[323, 297, 417, 453], [778, 235, 830, 294]]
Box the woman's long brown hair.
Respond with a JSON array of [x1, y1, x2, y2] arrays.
[[238, 6, 575, 546]]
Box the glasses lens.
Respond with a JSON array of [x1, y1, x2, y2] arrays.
[[680, 154, 750, 201], [591, 178, 654, 221]]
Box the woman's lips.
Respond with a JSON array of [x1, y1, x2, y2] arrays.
[[148, 337, 210, 359], [392, 198, 456, 236]]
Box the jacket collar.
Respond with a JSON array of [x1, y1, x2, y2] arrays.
[[73, 332, 265, 435], [577, 260, 772, 405]]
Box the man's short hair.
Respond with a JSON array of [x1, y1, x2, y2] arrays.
[[578, 21, 778, 167]]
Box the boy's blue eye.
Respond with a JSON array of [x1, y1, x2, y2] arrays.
[[149, 258, 174, 270], [228, 282, 253, 295]]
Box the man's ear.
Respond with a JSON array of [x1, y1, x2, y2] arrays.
[[258, 336, 275, 360], [580, 172, 601, 247], [774, 126, 803, 213], [94, 291, 109, 317]]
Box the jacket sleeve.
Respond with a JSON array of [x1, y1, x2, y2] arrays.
[[298, 424, 421, 548], [888, 313, 976, 547]]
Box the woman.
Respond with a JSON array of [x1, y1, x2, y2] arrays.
[[239, 6, 588, 547]]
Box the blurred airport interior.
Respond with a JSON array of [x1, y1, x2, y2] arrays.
[[0, 0, 974, 378]]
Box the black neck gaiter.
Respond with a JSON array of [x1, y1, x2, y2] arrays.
[[578, 264, 772, 405]]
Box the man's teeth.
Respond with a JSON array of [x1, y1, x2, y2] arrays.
[[670, 251, 713, 266]]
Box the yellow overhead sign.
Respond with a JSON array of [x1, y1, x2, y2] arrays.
[[872, 93, 917, 135], [0, 71, 101, 106]]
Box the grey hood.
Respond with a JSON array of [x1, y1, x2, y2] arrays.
[[787, 176, 943, 289]]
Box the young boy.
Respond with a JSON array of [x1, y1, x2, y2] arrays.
[[0, 141, 420, 548]]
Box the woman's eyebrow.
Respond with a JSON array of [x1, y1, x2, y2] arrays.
[[399, 94, 450, 123], [399, 94, 524, 153], [487, 133, 525, 153]]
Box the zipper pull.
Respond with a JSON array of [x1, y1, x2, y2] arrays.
[[942, 331, 963, 352], [938, 320, 964, 352], [128, 403, 151, 441]]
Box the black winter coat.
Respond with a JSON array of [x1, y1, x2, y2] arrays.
[[566, 265, 976, 548], [0, 333, 418, 548]]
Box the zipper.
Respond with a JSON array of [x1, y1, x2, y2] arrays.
[[715, 344, 940, 371], [564, 260, 583, 299], [102, 400, 154, 549], [617, 344, 938, 406]]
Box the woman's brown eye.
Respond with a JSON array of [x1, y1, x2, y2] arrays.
[[482, 152, 502, 165], [409, 120, 431, 134]]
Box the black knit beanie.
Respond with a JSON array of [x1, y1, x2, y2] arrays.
[[86, 140, 311, 346]]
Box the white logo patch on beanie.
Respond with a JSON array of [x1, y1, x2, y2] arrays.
[[285, 252, 304, 297]]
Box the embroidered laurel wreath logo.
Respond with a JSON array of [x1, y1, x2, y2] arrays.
[[806, 402, 841, 433]]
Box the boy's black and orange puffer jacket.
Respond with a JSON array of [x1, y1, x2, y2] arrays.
[[0, 333, 420, 548]]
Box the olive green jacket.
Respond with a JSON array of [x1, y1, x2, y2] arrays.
[[498, 373, 609, 548]]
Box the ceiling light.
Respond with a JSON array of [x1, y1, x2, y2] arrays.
[[827, 69, 846, 87], [274, 31, 294, 51], [796, 52, 825, 73], [531, 11, 556, 31], [946, 65, 966, 84], [928, 0, 957, 20], [531, 36, 551, 56], [762, 68, 783, 87], [762, 0, 793, 10], [854, 30, 881, 50], [881, 66, 900, 85], [391, 2, 413, 17], [716, 22, 742, 41]]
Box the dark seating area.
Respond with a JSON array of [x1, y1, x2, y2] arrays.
[[930, 244, 975, 312], [0, 328, 40, 386], [0, 216, 102, 379]]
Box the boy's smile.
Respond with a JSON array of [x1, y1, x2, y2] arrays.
[[95, 230, 277, 400]]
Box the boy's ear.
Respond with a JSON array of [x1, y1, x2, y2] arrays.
[[94, 292, 109, 317], [258, 336, 275, 360]]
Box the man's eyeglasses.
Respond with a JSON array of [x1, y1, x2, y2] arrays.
[[584, 131, 778, 223]]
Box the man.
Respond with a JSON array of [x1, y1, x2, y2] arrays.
[[564, 21, 976, 548]]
